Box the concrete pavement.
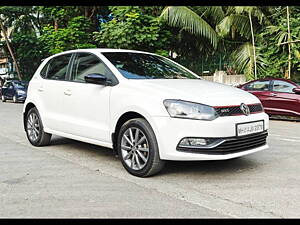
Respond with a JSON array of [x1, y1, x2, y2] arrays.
[[0, 101, 300, 218]]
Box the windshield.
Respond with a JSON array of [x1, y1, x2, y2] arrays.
[[102, 52, 199, 79], [14, 82, 27, 89]]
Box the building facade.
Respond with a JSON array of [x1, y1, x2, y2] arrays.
[[0, 27, 15, 82]]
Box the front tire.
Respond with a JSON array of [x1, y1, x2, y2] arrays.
[[25, 107, 51, 146], [117, 118, 165, 177], [1, 95, 6, 102]]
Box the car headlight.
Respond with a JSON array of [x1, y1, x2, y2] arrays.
[[163, 99, 219, 121], [17, 90, 25, 95]]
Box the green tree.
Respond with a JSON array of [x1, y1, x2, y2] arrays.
[[37, 6, 81, 32], [40, 16, 96, 55], [159, 6, 220, 49], [93, 6, 172, 56], [217, 6, 270, 79], [258, 6, 300, 81], [9, 32, 45, 80], [158, 6, 230, 74], [0, 6, 40, 80]]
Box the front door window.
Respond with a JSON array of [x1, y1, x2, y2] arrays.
[[71, 53, 116, 84], [246, 80, 270, 91]]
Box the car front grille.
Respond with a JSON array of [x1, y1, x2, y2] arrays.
[[214, 103, 263, 117], [177, 131, 268, 155]]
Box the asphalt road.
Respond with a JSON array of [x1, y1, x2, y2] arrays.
[[0, 101, 300, 218]]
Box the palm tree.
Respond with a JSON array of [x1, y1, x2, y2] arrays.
[[160, 6, 220, 49], [230, 42, 266, 79], [217, 6, 269, 79]]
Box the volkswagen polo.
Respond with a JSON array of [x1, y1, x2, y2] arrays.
[[23, 49, 269, 177]]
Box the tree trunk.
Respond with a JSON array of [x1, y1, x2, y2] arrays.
[[37, 10, 41, 32], [84, 7, 89, 17], [249, 12, 257, 79], [54, 19, 58, 32], [0, 20, 22, 81], [89, 6, 96, 19]]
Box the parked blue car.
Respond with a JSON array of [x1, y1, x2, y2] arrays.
[[1, 80, 28, 103]]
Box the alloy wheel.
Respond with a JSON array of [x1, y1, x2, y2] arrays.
[[121, 127, 150, 170], [26, 112, 40, 142]]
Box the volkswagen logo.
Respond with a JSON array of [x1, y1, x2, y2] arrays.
[[240, 103, 250, 116]]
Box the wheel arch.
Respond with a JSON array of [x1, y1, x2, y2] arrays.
[[23, 102, 37, 130], [112, 111, 148, 155]]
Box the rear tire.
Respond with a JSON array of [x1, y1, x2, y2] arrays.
[[117, 118, 165, 177], [1, 95, 6, 102], [25, 107, 51, 146]]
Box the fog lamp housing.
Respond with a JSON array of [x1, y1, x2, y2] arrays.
[[177, 137, 225, 149]]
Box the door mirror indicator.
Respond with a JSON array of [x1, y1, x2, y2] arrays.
[[292, 87, 300, 94], [84, 73, 108, 85]]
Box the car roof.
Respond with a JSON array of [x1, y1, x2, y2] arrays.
[[12, 80, 27, 83], [242, 77, 300, 87], [55, 48, 153, 55], [250, 77, 287, 81], [46, 48, 155, 60]]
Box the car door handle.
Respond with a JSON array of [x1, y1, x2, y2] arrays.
[[38, 87, 44, 92], [64, 90, 72, 96], [270, 93, 277, 97]]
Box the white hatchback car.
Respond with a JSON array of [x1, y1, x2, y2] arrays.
[[23, 49, 269, 177]]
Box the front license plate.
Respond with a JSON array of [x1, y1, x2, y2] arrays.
[[236, 120, 264, 136]]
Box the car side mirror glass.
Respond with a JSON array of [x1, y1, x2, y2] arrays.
[[293, 88, 300, 94], [84, 73, 108, 85]]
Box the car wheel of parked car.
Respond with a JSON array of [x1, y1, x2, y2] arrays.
[[25, 107, 52, 146], [13, 95, 17, 103], [117, 118, 165, 177], [1, 95, 6, 102]]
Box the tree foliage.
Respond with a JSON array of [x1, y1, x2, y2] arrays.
[[160, 6, 218, 49], [93, 6, 172, 56], [258, 6, 300, 81], [9, 32, 45, 80], [0, 6, 300, 81], [40, 16, 96, 55]]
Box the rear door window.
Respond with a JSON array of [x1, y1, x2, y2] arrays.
[[246, 80, 270, 91], [40, 61, 50, 78], [272, 80, 296, 93], [46, 54, 72, 80]]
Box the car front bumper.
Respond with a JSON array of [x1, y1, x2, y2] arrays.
[[17, 94, 27, 101], [151, 112, 269, 161]]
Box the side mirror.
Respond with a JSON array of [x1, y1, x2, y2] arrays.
[[293, 87, 300, 94], [84, 73, 107, 85]]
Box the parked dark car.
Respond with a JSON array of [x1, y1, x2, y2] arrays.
[[238, 78, 300, 117], [1, 80, 28, 103]]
